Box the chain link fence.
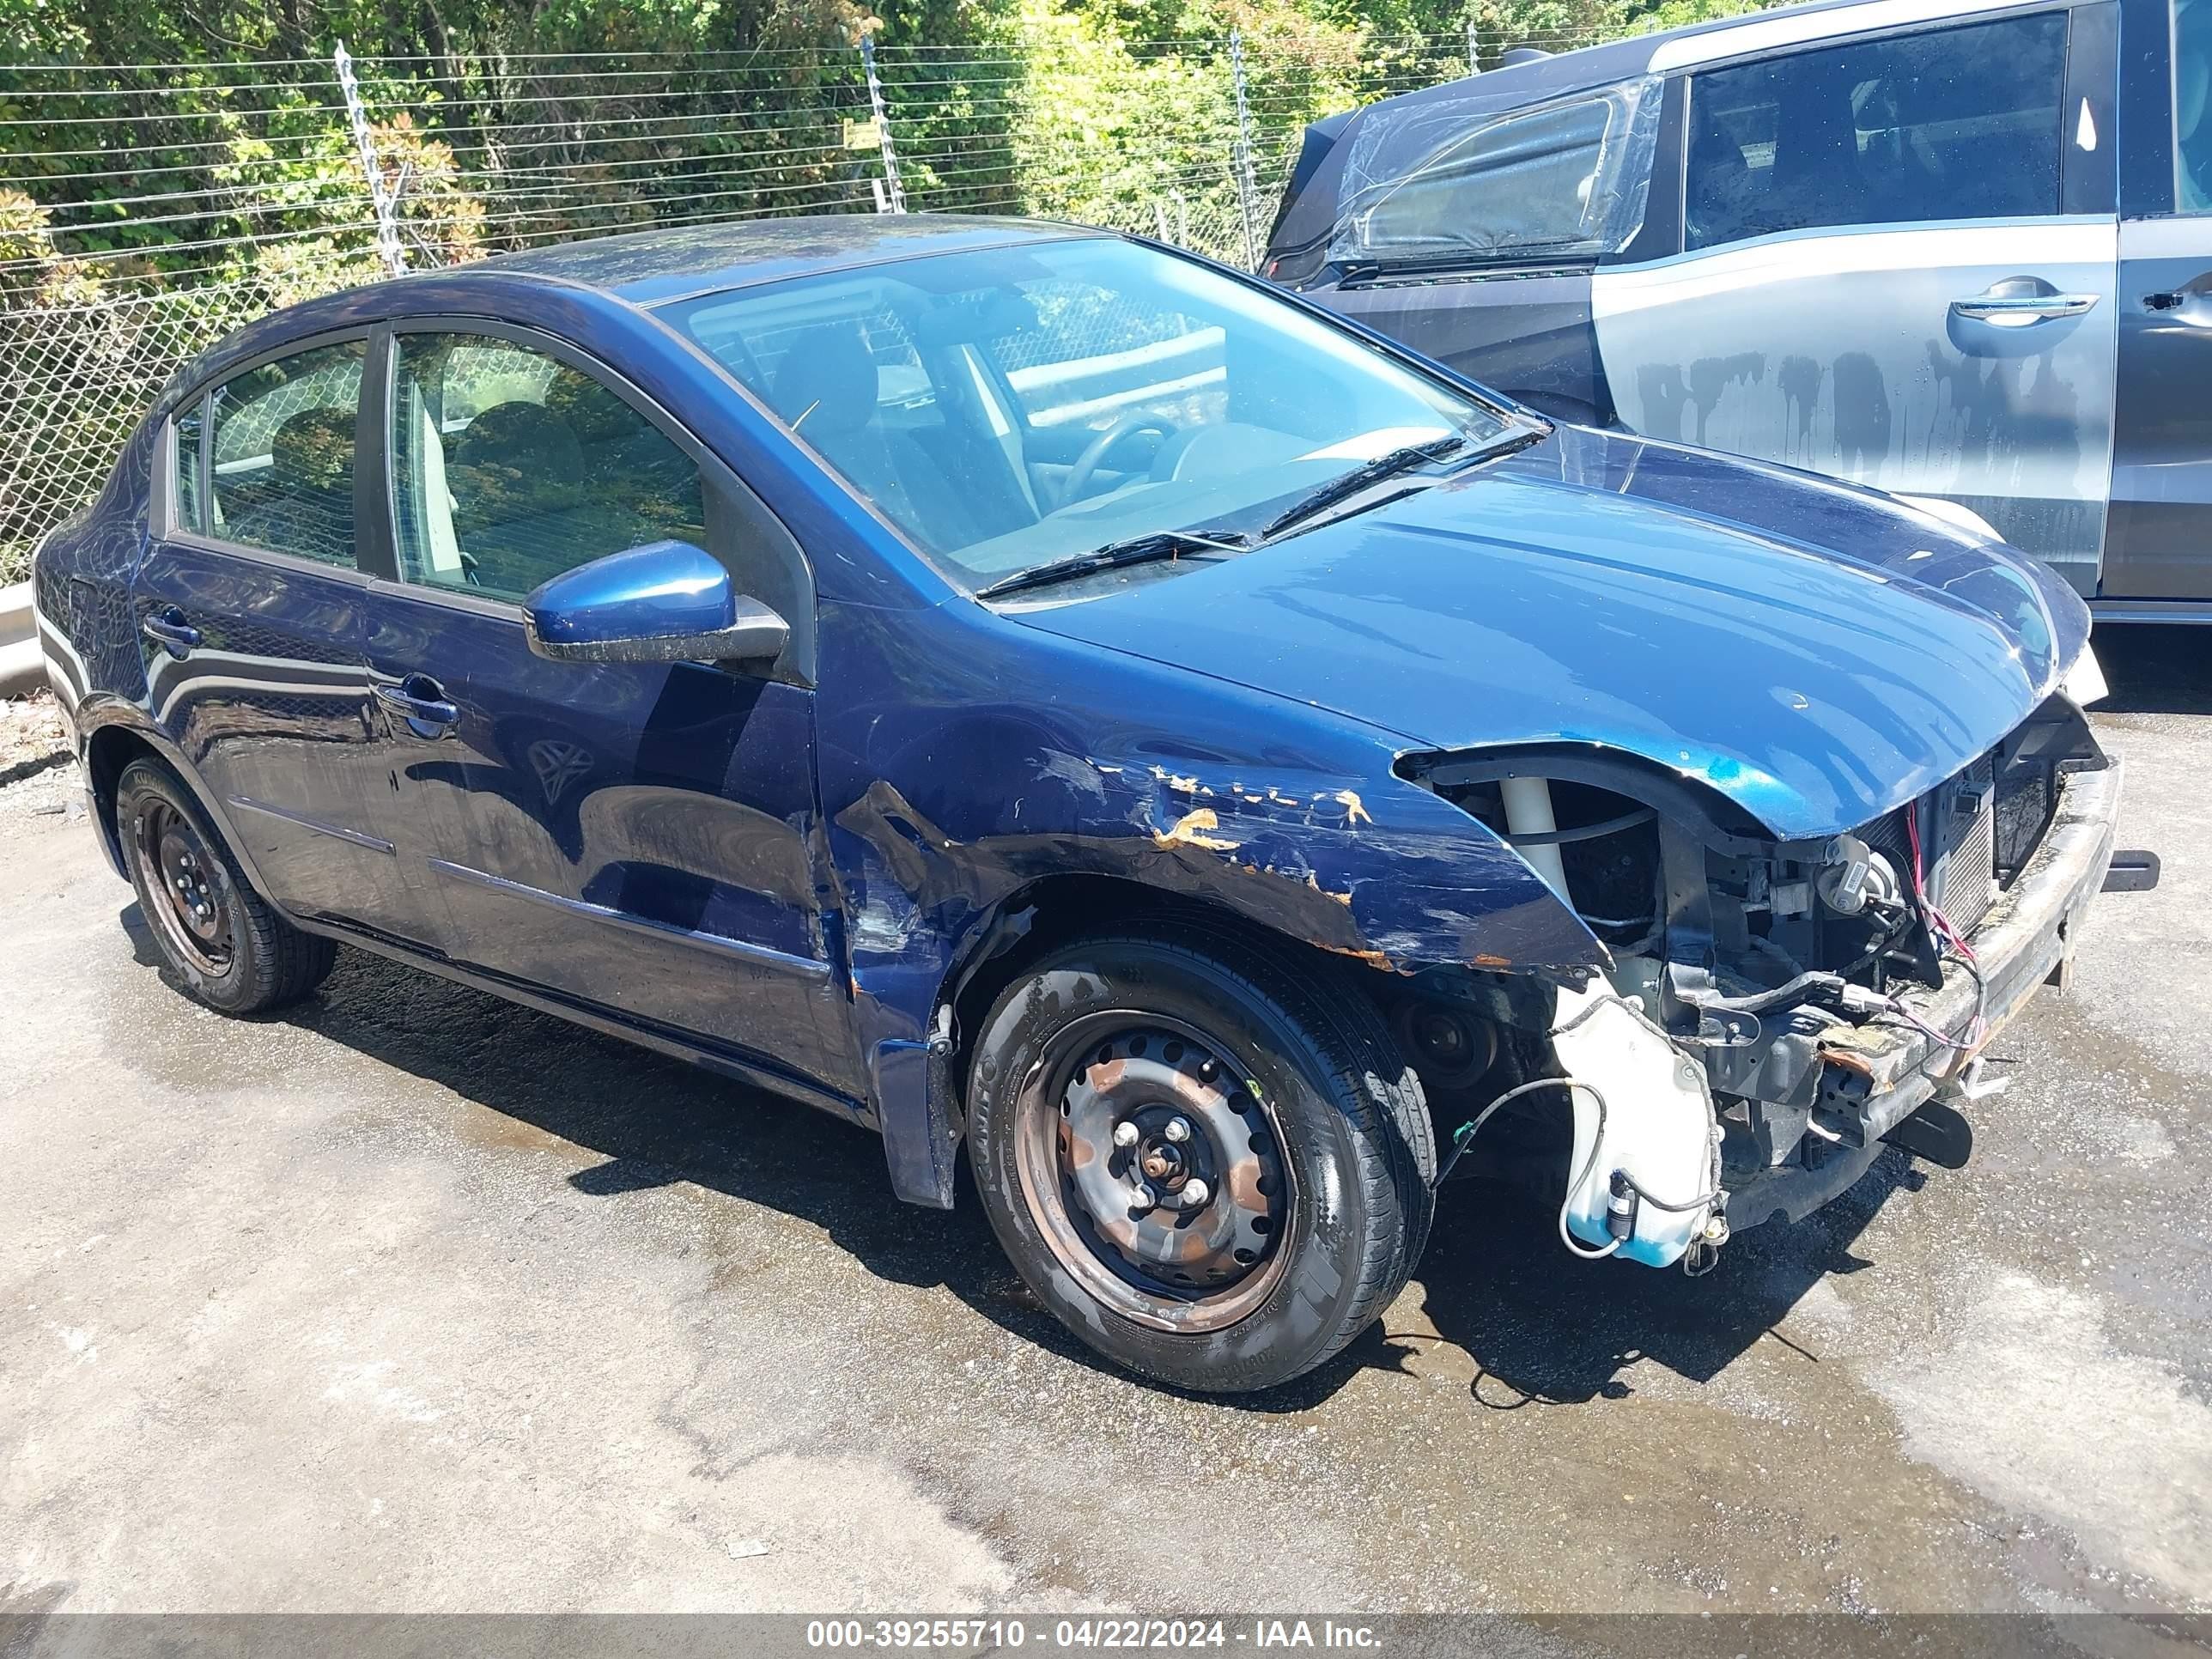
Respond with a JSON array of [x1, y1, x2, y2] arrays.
[[0, 24, 1617, 583]]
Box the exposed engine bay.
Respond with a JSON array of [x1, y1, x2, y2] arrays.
[[1389, 687, 2120, 1273]]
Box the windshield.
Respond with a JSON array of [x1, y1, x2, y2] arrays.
[[664, 236, 1516, 592]]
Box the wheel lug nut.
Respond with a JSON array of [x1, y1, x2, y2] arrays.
[[1180, 1179, 1210, 1208], [1131, 1184, 1158, 1212], [1111, 1121, 1139, 1149], [1164, 1116, 1192, 1143]]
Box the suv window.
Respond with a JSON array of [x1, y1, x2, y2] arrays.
[[1330, 82, 1656, 265], [390, 332, 708, 603], [1356, 96, 1623, 258], [2178, 0, 2212, 210], [206, 339, 366, 568], [1685, 11, 2070, 251]]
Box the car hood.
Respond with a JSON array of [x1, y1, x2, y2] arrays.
[[1016, 423, 2091, 841]]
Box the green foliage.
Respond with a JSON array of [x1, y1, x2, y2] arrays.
[[0, 0, 1787, 581]]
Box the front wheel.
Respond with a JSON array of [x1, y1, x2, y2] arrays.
[[966, 927, 1434, 1392]]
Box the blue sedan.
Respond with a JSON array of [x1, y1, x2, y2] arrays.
[[33, 215, 2123, 1392]]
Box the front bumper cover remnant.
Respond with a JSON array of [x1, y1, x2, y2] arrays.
[[1723, 757, 2123, 1231]]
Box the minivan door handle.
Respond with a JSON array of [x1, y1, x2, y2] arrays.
[[373, 673, 461, 737], [1950, 291, 2100, 323], [140, 606, 202, 658]]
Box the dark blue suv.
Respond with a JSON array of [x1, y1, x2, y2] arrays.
[[33, 215, 2123, 1391]]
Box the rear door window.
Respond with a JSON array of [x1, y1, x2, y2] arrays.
[[1330, 82, 1658, 266], [173, 398, 206, 536], [1354, 96, 1625, 258], [1686, 11, 2070, 250], [2177, 0, 2212, 210], [205, 339, 367, 568]]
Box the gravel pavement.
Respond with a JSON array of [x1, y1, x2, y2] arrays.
[[2, 635, 2206, 1627]]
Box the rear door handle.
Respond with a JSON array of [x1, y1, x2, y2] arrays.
[[1950, 292, 2100, 323], [374, 674, 461, 735], [140, 606, 202, 658]]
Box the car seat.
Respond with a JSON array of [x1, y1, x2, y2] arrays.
[[228, 405, 357, 567], [769, 322, 983, 547], [447, 400, 592, 593]]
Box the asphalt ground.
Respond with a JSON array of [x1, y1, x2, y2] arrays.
[[2, 631, 2206, 1633]]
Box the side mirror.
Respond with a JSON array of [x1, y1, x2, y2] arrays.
[[522, 540, 789, 667]]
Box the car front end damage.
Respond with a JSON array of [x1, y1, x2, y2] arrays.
[[1390, 684, 2126, 1271]]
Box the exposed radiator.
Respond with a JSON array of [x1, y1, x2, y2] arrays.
[[1928, 756, 1998, 939]]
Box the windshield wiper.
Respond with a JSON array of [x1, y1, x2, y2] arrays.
[[1260, 434, 1471, 541], [974, 528, 1247, 601]]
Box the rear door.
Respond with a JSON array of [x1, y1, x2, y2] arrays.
[[2103, 0, 2212, 600], [358, 323, 852, 1091], [135, 336, 430, 943], [1593, 5, 2120, 594]]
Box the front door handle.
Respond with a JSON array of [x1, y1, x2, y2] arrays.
[[1950, 292, 2100, 323], [374, 674, 461, 736], [140, 606, 202, 659]]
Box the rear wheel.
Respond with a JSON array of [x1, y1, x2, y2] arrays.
[[116, 757, 336, 1014], [966, 926, 1433, 1392]]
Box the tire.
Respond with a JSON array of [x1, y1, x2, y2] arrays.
[[966, 924, 1434, 1393], [115, 757, 337, 1015]]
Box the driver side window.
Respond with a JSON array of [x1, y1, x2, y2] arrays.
[[390, 331, 707, 603]]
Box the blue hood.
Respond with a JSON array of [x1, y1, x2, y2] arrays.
[[1018, 424, 2090, 841]]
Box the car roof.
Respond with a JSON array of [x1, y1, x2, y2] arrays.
[[470, 211, 1104, 307], [155, 211, 1115, 410]]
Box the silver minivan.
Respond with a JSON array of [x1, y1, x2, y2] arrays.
[[1264, 0, 2212, 618]]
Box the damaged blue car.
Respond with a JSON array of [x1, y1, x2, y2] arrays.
[[35, 216, 2122, 1392]]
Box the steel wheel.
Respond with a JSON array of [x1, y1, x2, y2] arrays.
[[128, 795, 235, 976], [1013, 1010, 1294, 1334]]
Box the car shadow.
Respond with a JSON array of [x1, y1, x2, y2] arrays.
[[1325, 1154, 1917, 1411], [2094, 623, 2212, 714], [121, 902, 1909, 1412]]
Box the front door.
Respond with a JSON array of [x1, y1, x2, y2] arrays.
[[1593, 6, 2121, 594], [362, 325, 852, 1092], [136, 337, 431, 945]]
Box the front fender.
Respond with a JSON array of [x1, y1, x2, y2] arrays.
[[816, 599, 1604, 1206]]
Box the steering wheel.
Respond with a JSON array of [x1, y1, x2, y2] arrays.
[[1059, 414, 1176, 507]]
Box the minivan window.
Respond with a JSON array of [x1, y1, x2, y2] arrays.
[[2178, 0, 2212, 210], [1321, 79, 1659, 268], [1351, 94, 1626, 260], [389, 332, 708, 603], [1685, 11, 2070, 251], [206, 340, 366, 568], [668, 238, 1515, 590]]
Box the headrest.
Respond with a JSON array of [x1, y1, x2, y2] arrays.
[[457, 400, 584, 479], [268, 406, 356, 497], [769, 324, 882, 441]]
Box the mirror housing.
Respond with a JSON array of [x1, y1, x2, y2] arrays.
[[522, 540, 789, 666]]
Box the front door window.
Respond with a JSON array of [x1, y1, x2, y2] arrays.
[[390, 332, 707, 601]]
